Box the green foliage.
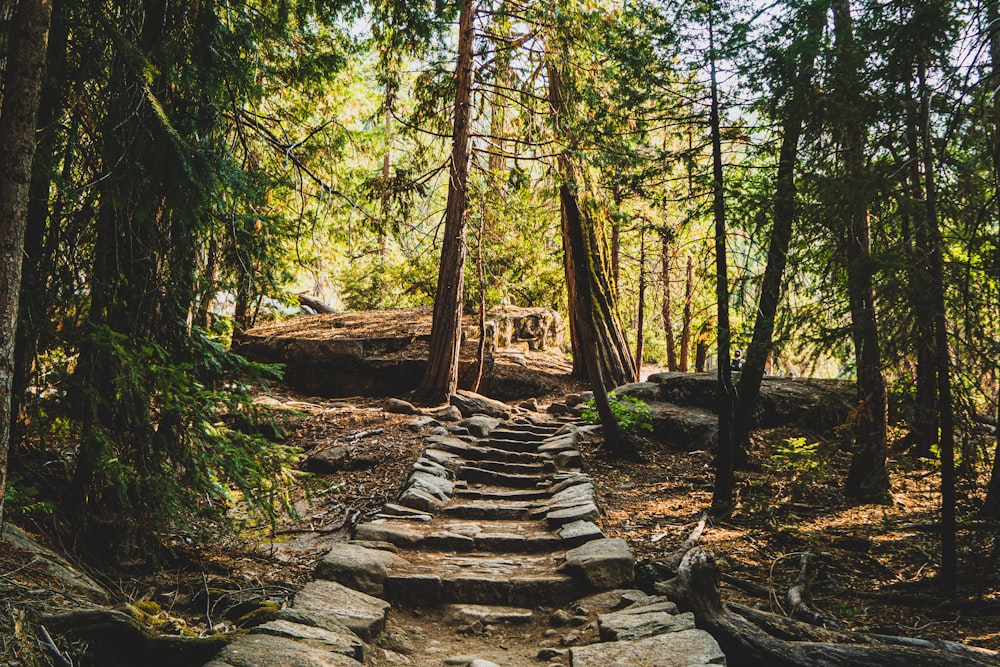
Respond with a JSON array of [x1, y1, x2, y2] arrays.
[[2, 476, 55, 517], [765, 437, 832, 503], [581, 393, 654, 435]]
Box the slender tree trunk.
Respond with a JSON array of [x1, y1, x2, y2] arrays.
[[662, 236, 678, 371], [916, 58, 956, 595], [708, 10, 736, 514], [635, 227, 646, 370], [833, 0, 890, 504], [548, 61, 636, 389], [562, 185, 632, 457], [419, 0, 477, 402], [0, 0, 53, 524], [10, 0, 67, 438], [982, 0, 1000, 519], [681, 255, 693, 371], [903, 76, 938, 458], [733, 2, 820, 463]]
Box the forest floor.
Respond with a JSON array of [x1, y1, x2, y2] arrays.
[[3, 367, 1000, 664]]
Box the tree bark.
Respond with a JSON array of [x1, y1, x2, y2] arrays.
[[832, 0, 891, 504], [708, 9, 736, 513], [0, 0, 53, 524], [635, 226, 646, 369], [418, 0, 477, 402], [733, 2, 820, 463], [655, 548, 1000, 667], [681, 254, 693, 371], [662, 236, 678, 371]]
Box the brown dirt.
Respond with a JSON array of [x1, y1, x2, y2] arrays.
[[3, 369, 1000, 664]]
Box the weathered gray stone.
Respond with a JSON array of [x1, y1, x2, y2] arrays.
[[451, 390, 513, 418], [558, 520, 604, 547], [384, 398, 419, 414], [612, 382, 662, 403], [251, 619, 365, 661], [405, 415, 438, 430], [448, 425, 472, 436], [407, 471, 455, 499], [460, 415, 501, 437], [574, 589, 649, 613], [315, 543, 409, 596], [569, 629, 726, 666], [291, 579, 390, 642], [598, 609, 696, 641], [445, 604, 534, 625], [380, 503, 433, 519], [546, 501, 600, 527], [468, 660, 501, 667], [560, 538, 635, 589], [377, 630, 417, 655], [304, 446, 349, 473], [519, 398, 540, 412], [396, 486, 444, 512], [429, 405, 464, 422], [211, 633, 362, 667], [354, 521, 424, 548]]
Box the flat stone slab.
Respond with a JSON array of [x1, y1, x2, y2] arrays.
[[444, 604, 534, 625], [569, 629, 726, 666], [290, 579, 390, 642], [598, 609, 696, 641], [206, 633, 362, 667], [354, 520, 425, 548], [251, 619, 365, 661], [382, 552, 579, 606], [315, 543, 410, 596], [558, 520, 605, 547], [559, 538, 635, 590]]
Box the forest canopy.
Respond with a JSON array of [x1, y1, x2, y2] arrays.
[[0, 0, 997, 600]]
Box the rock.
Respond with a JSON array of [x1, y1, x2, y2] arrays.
[[289, 579, 390, 642], [645, 402, 719, 451], [564, 393, 584, 407], [460, 415, 501, 437], [348, 454, 378, 470], [598, 609, 696, 641], [550, 609, 573, 626], [397, 486, 445, 512], [377, 630, 417, 655], [451, 390, 513, 418], [304, 445, 349, 473], [559, 538, 635, 590], [354, 520, 424, 548], [547, 402, 569, 415], [384, 398, 419, 414], [429, 405, 464, 422], [612, 382, 662, 403], [445, 604, 533, 625], [519, 398, 540, 412], [405, 416, 439, 430], [569, 629, 726, 666], [469, 660, 501, 667], [538, 647, 567, 660], [210, 633, 362, 667], [448, 426, 472, 436], [250, 619, 365, 661], [546, 501, 600, 527], [407, 470, 455, 499], [315, 543, 409, 596], [430, 426, 449, 435], [574, 588, 650, 613]]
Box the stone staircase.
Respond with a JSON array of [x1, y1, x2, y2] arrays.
[[204, 413, 726, 667]]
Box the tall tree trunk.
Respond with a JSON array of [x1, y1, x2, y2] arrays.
[[662, 236, 678, 371], [903, 76, 938, 458], [419, 0, 476, 402], [681, 255, 693, 372], [733, 1, 820, 463], [10, 0, 67, 439], [981, 0, 1000, 520], [708, 9, 736, 514], [831, 0, 890, 504], [548, 61, 636, 389], [0, 0, 53, 525], [562, 185, 632, 458], [635, 226, 646, 370], [916, 58, 956, 595]]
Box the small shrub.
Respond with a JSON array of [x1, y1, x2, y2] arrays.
[[765, 437, 831, 502], [581, 393, 654, 435]]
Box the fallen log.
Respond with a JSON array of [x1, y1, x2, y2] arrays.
[[654, 547, 1000, 667]]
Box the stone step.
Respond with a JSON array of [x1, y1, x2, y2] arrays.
[[489, 429, 549, 442], [442, 500, 539, 520], [431, 440, 548, 464], [455, 486, 552, 501], [355, 517, 566, 553], [460, 459, 556, 477], [479, 437, 543, 453], [504, 422, 562, 435], [459, 466, 552, 488], [381, 551, 581, 607]]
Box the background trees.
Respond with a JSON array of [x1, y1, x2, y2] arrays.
[[0, 0, 998, 594]]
